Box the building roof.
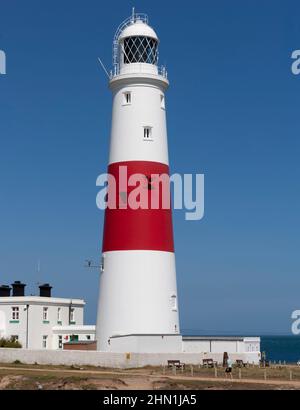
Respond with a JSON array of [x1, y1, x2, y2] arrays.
[[0, 296, 85, 306], [110, 334, 181, 338], [52, 325, 95, 332], [109, 334, 260, 342], [119, 20, 158, 41], [182, 336, 261, 342]]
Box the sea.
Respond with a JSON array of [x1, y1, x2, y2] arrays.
[[261, 336, 300, 364]]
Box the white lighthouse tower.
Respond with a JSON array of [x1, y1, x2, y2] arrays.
[[96, 11, 180, 352]]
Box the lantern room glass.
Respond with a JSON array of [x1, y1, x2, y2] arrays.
[[123, 36, 158, 65]]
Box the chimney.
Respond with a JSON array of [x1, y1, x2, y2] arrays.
[[11, 281, 26, 297], [0, 285, 11, 297], [39, 283, 52, 298]]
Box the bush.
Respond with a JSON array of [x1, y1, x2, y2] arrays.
[[0, 337, 22, 348]]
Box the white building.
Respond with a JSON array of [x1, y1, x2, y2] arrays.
[[0, 282, 95, 350]]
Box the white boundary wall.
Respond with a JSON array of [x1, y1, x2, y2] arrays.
[[0, 348, 260, 368]]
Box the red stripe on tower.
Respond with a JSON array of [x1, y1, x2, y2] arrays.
[[102, 161, 174, 252]]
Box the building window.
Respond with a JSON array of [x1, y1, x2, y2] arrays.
[[86, 335, 91, 340], [57, 308, 61, 322], [42, 335, 48, 349], [43, 307, 48, 321], [70, 308, 75, 323], [123, 92, 131, 105], [70, 334, 78, 342], [143, 126, 153, 140], [58, 335, 63, 349], [11, 307, 19, 320], [160, 94, 165, 109]]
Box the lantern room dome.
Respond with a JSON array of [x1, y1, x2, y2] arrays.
[[118, 19, 158, 42]]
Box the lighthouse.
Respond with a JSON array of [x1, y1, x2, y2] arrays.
[[96, 11, 180, 351]]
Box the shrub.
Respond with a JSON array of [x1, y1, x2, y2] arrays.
[[0, 337, 22, 348]]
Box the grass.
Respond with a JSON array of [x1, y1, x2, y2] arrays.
[[1, 362, 300, 390]]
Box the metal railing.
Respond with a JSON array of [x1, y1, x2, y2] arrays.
[[113, 12, 149, 70], [110, 64, 168, 80]]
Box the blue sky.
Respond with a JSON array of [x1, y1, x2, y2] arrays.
[[0, 0, 299, 335]]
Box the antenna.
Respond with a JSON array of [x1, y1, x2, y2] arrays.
[[132, 7, 135, 22], [35, 259, 41, 296], [84, 259, 101, 269], [97, 57, 111, 79]]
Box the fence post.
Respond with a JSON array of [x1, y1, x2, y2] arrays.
[[239, 368, 242, 380], [290, 370, 293, 381], [173, 365, 176, 376], [191, 365, 194, 377], [264, 369, 267, 381], [163, 365, 165, 375], [214, 367, 217, 378]]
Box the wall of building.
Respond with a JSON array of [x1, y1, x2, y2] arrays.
[[52, 326, 96, 350], [0, 297, 84, 349], [182, 340, 211, 353], [109, 335, 183, 353], [0, 348, 261, 368], [182, 338, 261, 355], [64, 342, 97, 351]]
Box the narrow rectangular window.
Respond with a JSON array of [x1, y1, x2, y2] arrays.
[[70, 308, 75, 323], [123, 92, 131, 105], [57, 308, 61, 322], [101, 255, 105, 273], [143, 126, 152, 140], [43, 307, 48, 321], [12, 307, 19, 320], [42, 335, 48, 349], [170, 294, 177, 311], [160, 94, 165, 109], [58, 335, 63, 349]]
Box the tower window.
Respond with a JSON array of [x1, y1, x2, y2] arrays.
[[143, 126, 153, 140], [123, 92, 131, 105], [101, 255, 105, 273], [160, 95, 165, 110], [170, 294, 177, 311]]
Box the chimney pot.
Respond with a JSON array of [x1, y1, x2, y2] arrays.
[[11, 281, 26, 297], [39, 283, 52, 298]]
